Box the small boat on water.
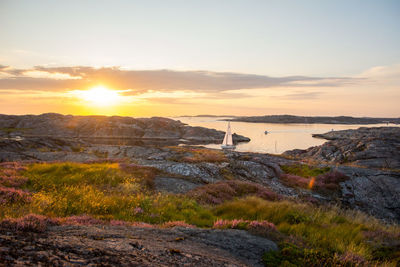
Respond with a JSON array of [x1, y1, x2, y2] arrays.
[[221, 122, 236, 149], [264, 131, 269, 134]]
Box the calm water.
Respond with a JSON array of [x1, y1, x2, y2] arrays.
[[175, 117, 396, 154]]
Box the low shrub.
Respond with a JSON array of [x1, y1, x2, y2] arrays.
[[280, 167, 348, 194], [187, 180, 280, 205], [62, 215, 104, 225], [313, 171, 349, 192], [213, 196, 400, 265], [279, 174, 310, 189], [0, 186, 31, 204], [0, 175, 28, 188], [262, 242, 366, 266], [213, 219, 277, 232], [161, 221, 196, 228], [168, 146, 228, 163], [119, 163, 158, 190], [0, 214, 58, 233]]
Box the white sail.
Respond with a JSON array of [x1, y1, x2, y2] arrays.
[[222, 130, 228, 145], [222, 122, 234, 147], [226, 122, 233, 145]]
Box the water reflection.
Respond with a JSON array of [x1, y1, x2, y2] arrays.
[[176, 117, 397, 154]]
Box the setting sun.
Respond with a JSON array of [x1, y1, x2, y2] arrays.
[[73, 86, 122, 106]]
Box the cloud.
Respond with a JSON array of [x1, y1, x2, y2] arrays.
[[0, 66, 352, 95], [272, 91, 323, 100]]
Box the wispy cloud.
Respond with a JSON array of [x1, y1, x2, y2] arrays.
[[0, 66, 353, 95], [272, 91, 323, 100]]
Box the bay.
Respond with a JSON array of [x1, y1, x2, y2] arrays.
[[176, 116, 396, 154]]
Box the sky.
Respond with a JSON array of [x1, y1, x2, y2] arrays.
[[0, 0, 399, 117]]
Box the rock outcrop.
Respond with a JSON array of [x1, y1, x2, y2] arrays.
[[338, 166, 400, 222], [0, 225, 277, 266], [283, 127, 400, 169], [0, 113, 250, 145]]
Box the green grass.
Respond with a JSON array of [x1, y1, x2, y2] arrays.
[[1, 162, 214, 226], [281, 164, 330, 178], [167, 146, 228, 163], [213, 197, 399, 265], [1, 162, 399, 266]]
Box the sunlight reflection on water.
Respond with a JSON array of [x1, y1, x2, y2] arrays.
[[175, 117, 397, 154]]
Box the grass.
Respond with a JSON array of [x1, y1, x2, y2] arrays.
[[0, 162, 214, 226], [280, 164, 348, 194], [214, 197, 400, 265], [0, 161, 399, 266], [281, 164, 331, 178], [167, 146, 228, 163], [187, 180, 281, 205]]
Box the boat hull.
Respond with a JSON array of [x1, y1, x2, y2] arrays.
[[221, 145, 236, 149]]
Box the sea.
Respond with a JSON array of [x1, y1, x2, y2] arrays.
[[175, 116, 396, 154]]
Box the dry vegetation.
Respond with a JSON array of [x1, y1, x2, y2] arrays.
[[0, 161, 399, 266]]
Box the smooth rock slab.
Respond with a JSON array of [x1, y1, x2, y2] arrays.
[[154, 177, 202, 193], [0, 225, 277, 267]]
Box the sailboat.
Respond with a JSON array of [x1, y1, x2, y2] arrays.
[[221, 122, 236, 149]]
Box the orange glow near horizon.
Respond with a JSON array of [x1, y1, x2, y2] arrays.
[[71, 86, 123, 107]]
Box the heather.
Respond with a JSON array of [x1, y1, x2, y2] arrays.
[[0, 186, 32, 204], [187, 180, 280, 205], [0, 161, 398, 265], [214, 197, 400, 265], [280, 164, 349, 193]]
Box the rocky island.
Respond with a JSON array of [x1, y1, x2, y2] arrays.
[[227, 115, 400, 124], [0, 113, 250, 146]]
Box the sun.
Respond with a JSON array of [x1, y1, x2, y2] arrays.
[[74, 86, 122, 106]]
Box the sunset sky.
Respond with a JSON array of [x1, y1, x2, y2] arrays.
[[0, 0, 399, 117]]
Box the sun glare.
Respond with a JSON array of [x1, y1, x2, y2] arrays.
[[74, 86, 122, 106]]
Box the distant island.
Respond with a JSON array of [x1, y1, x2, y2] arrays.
[[226, 115, 400, 124], [176, 114, 237, 118]]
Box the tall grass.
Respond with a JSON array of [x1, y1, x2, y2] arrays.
[[0, 161, 398, 265], [213, 196, 400, 264], [1, 162, 214, 226]]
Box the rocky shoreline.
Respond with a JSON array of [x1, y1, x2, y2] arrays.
[[0, 113, 250, 145], [227, 115, 400, 124], [284, 127, 400, 169]]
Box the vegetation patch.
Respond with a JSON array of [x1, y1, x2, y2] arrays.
[[0, 161, 398, 266], [280, 164, 348, 194], [167, 146, 228, 163], [262, 242, 367, 266], [187, 180, 281, 205], [0, 213, 58, 233], [1, 162, 215, 227], [213, 197, 400, 266], [281, 164, 331, 178]]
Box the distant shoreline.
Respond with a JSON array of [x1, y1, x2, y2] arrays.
[[178, 115, 400, 125]]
